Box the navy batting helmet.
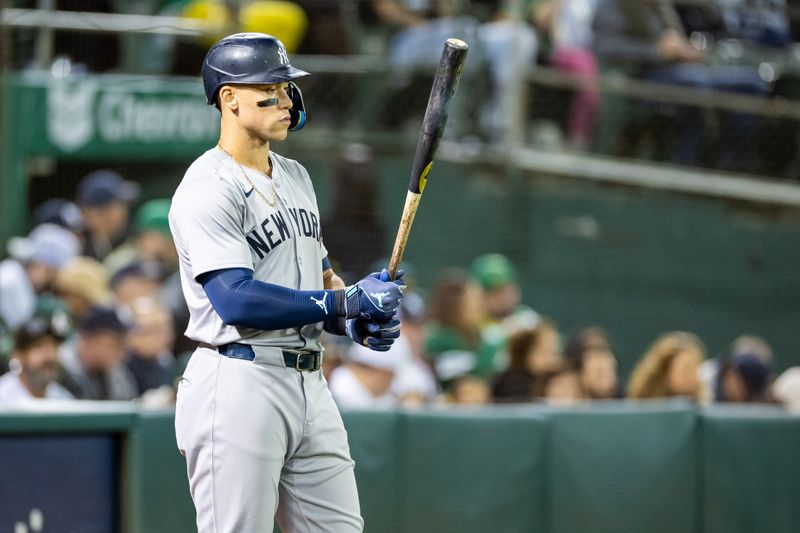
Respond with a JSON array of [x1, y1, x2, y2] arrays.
[[202, 33, 309, 131]]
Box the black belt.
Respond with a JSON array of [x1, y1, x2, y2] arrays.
[[199, 342, 322, 372]]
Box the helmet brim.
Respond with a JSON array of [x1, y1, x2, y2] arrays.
[[267, 65, 310, 81]]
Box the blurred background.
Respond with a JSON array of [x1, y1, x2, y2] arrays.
[[1, 0, 800, 532]]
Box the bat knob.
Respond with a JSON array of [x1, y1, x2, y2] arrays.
[[446, 38, 468, 50]]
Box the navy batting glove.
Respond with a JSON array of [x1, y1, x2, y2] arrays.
[[336, 269, 405, 321], [346, 317, 402, 352]]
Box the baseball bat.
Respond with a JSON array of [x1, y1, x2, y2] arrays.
[[387, 37, 469, 280]]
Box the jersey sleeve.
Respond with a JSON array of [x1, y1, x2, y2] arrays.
[[170, 178, 252, 279]]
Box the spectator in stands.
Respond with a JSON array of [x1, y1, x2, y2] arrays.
[[532, 0, 600, 149], [110, 261, 163, 310], [100, 200, 190, 357], [447, 375, 491, 404], [391, 292, 438, 407], [76, 169, 140, 261], [473, 0, 539, 140], [372, 0, 478, 67], [104, 198, 178, 276], [32, 198, 84, 238], [328, 341, 402, 409], [425, 268, 494, 389], [716, 0, 793, 48], [704, 335, 775, 403], [491, 319, 562, 402], [627, 331, 706, 400], [55, 257, 113, 323], [369, 0, 484, 133], [125, 298, 176, 396], [58, 306, 138, 401], [330, 290, 436, 408], [321, 144, 387, 283], [1, 224, 80, 332], [564, 326, 621, 399], [773, 366, 800, 414], [0, 313, 73, 401], [541, 365, 584, 405], [592, 0, 770, 169], [471, 253, 540, 367]]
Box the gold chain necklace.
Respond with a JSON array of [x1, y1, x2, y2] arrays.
[[217, 143, 278, 208]]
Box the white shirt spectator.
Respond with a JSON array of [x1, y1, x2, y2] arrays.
[[328, 366, 397, 409], [391, 335, 438, 403], [0, 372, 74, 402]]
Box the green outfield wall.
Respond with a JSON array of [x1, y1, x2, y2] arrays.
[[0, 402, 798, 533]]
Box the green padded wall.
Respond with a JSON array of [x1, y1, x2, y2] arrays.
[[342, 411, 403, 532], [547, 402, 699, 533], [399, 409, 548, 533], [124, 410, 195, 533], [702, 406, 800, 533], [3, 404, 800, 533]]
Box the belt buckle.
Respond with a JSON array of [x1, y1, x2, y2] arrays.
[[292, 352, 321, 372]]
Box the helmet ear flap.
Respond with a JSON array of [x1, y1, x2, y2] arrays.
[[287, 81, 306, 132]]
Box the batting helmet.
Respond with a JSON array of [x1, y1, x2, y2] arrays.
[[202, 33, 309, 131]]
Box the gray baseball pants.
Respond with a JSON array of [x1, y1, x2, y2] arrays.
[[175, 346, 363, 533]]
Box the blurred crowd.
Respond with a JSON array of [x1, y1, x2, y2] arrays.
[[11, 0, 800, 176], [3, 1, 800, 408], [323, 252, 800, 413], [0, 169, 186, 406], [1, 167, 799, 414]]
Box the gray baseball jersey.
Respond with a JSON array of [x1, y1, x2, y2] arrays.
[[172, 147, 364, 532], [169, 147, 328, 351]]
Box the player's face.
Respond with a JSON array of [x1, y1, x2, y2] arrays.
[[232, 83, 293, 142]]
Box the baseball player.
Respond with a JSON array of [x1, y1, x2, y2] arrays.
[[169, 33, 405, 533]]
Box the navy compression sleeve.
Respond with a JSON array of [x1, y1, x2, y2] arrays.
[[198, 268, 339, 331]]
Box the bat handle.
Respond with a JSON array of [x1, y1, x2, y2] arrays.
[[387, 255, 402, 282], [387, 191, 422, 281]]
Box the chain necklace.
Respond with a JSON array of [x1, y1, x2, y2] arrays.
[[217, 142, 278, 208]]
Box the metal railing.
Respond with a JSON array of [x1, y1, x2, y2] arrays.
[[3, 3, 800, 206]]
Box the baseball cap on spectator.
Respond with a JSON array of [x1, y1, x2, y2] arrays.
[[134, 199, 172, 237], [729, 352, 773, 399], [14, 313, 67, 351], [77, 169, 140, 207], [727, 335, 774, 399], [471, 253, 517, 290], [6, 223, 81, 268], [398, 291, 426, 324], [78, 306, 129, 335], [56, 257, 113, 306], [32, 198, 84, 232], [35, 296, 74, 338], [110, 260, 165, 289], [347, 342, 403, 372]]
